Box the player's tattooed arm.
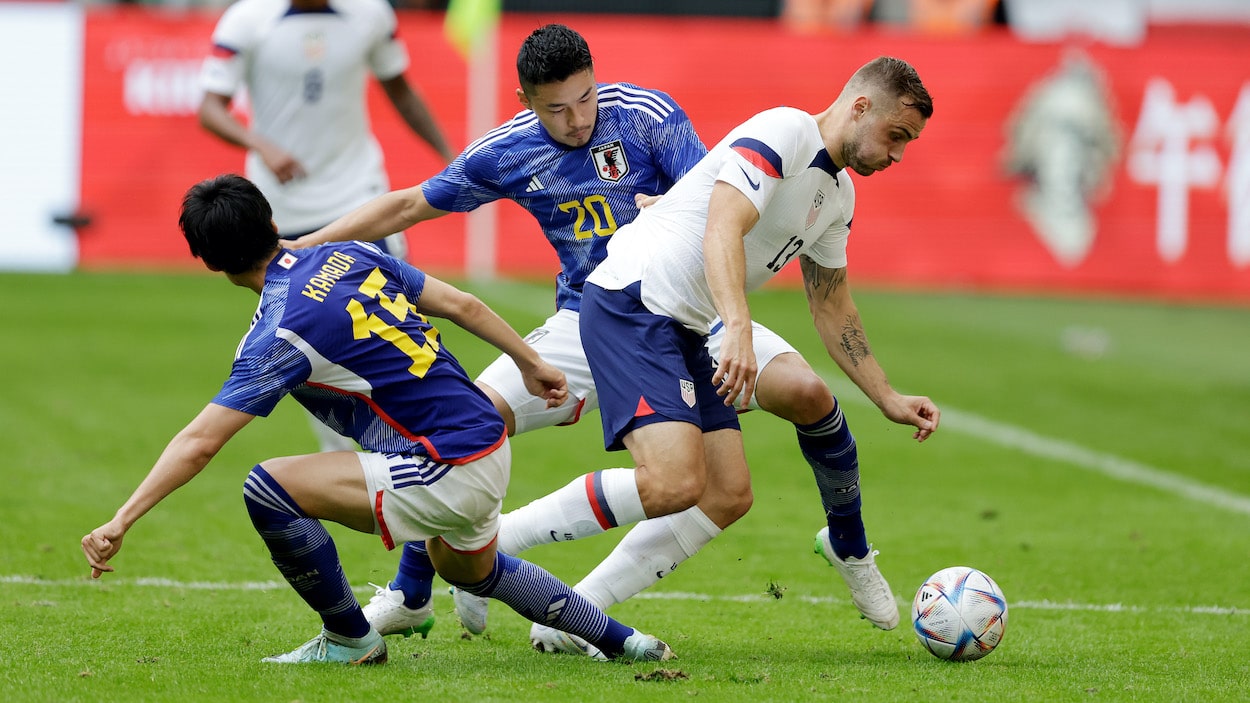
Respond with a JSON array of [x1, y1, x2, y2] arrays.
[[800, 254, 844, 302], [801, 255, 872, 367], [838, 313, 872, 367]]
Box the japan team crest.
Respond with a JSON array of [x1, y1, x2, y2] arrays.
[[679, 379, 696, 408], [592, 141, 629, 183]]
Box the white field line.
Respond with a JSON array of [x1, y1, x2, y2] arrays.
[[824, 379, 1250, 516], [3, 575, 1244, 616]]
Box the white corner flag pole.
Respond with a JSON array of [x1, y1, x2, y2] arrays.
[[464, 23, 499, 282]]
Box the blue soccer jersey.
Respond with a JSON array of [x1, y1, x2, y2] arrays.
[[421, 82, 707, 311], [212, 242, 505, 463]]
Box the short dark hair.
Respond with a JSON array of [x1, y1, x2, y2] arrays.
[[516, 24, 594, 95], [851, 56, 934, 119], [178, 174, 278, 275]]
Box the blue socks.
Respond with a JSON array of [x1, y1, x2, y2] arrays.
[[243, 465, 370, 638], [795, 401, 869, 560], [446, 551, 634, 656], [391, 541, 436, 609]]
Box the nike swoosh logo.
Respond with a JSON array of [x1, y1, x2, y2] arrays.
[[738, 165, 761, 191]]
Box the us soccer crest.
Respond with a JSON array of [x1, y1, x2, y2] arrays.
[[592, 141, 629, 183], [806, 189, 826, 230], [679, 379, 696, 408]]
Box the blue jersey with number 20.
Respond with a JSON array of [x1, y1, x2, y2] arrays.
[[421, 82, 707, 311], [212, 242, 504, 463]]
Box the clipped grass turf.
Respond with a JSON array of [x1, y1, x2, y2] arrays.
[[3, 272, 1248, 702]]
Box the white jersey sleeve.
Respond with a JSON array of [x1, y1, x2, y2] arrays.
[[802, 175, 854, 270], [365, 0, 407, 81], [199, 0, 263, 98]]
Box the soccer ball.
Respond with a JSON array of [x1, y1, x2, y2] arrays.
[[911, 566, 1008, 662]]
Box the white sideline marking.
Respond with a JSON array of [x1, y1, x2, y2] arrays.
[[4, 575, 1245, 616], [824, 379, 1250, 516]]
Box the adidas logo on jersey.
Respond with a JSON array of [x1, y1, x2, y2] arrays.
[[524, 175, 544, 193]]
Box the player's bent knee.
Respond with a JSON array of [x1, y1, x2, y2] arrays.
[[700, 481, 753, 527], [637, 464, 705, 516]]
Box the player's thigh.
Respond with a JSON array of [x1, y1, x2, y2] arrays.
[[357, 443, 511, 553], [753, 352, 835, 424], [260, 452, 375, 533], [475, 308, 598, 434], [582, 284, 738, 453], [701, 427, 751, 499], [706, 320, 800, 411]]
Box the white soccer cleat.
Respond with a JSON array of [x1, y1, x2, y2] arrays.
[[450, 586, 489, 635], [814, 527, 900, 630], [529, 622, 607, 660], [261, 628, 387, 665], [361, 583, 435, 639], [620, 629, 675, 662]]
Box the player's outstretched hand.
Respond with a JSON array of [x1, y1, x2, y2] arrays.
[[711, 323, 756, 410], [520, 359, 568, 409], [880, 393, 941, 442], [81, 520, 127, 579]]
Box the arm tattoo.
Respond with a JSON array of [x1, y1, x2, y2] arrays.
[[839, 314, 872, 367], [800, 255, 846, 303]]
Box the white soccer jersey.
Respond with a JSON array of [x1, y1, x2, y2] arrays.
[[587, 107, 855, 334], [200, 0, 408, 234]]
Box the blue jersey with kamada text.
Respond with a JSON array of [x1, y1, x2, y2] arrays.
[[212, 242, 505, 463], [421, 82, 707, 311]]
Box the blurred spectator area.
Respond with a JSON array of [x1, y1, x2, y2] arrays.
[[101, 0, 1250, 38]]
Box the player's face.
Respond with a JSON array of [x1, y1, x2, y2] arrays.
[[840, 97, 926, 177], [519, 69, 599, 148]]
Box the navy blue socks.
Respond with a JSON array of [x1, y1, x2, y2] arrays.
[[447, 551, 634, 656], [795, 401, 870, 559], [391, 541, 436, 609], [243, 465, 370, 638]]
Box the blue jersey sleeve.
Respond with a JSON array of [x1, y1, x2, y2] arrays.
[[421, 150, 502, 213], [650, 100, 708, 185]]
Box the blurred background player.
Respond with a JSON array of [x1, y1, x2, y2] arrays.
[[198, 0, 456, 451], [80, 174, 673, 666], [294, 24, 912, 653]]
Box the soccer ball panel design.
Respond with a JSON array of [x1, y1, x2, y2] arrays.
[[911, 566, 1007, 661]]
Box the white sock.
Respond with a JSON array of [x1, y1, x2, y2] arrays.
[[498, 468, 646, 555], [575, 506, 722, 610]]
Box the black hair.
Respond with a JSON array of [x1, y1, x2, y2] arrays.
[[516, 24, 594, 95], [178, 174, 279, 275]]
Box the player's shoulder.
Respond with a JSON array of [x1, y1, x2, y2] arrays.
[[462, 110, 546, 160], [748, 106, 814, 132], [597, 82, 684, 123], [213, 0, 289, 43], [327, 0, 397, 24], [734, 108, 819, 162], [217, 0, 287, 26]]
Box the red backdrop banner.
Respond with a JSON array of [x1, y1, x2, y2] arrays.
[[79, 10, 1250, 305]]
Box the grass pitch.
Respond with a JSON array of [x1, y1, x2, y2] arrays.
[[2, 271, 1248, 702]]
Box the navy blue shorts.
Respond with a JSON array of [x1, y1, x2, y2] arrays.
[[580, 282, 740, 451]]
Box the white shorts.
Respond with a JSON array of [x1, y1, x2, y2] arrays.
[[475, 308, 798, 434], [357, 440, 510, 553]]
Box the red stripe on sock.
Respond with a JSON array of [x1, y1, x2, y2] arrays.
[[584, 473, 614, 530]]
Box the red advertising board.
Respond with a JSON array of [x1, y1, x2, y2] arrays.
[[79, 10, 1250, 305]]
